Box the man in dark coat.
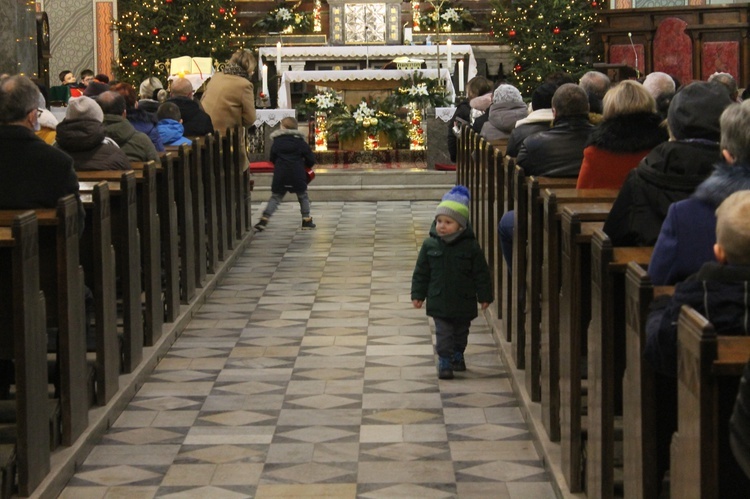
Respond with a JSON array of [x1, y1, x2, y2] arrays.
[[602, 81, 734, 247], [0, 75, 82, 218], [253, 117, 316, 232], [167, 77, 214, 136], [516, 83, 594, 177]]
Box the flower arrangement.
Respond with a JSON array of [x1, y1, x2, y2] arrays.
[[329, 99, 407, 149], [419, 4, 476, 32], [389, 72, 451, 109], [253, 2, 313, 34], [296, 90, 346, 118]]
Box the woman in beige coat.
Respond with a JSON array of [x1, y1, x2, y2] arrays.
[[201, 49, 257, 166]]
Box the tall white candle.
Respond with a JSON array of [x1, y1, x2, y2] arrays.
[[404, 27, 412, 45], [276, 42, 282, 73], [458, 59, 465, 93], [446, 39, 452, 72], [262, 64, 269, 98]]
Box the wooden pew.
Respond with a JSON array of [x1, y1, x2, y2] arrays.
[[0, 197, 89, 446], [79, 173, 144, 373], [537, 188, 617, 445], [671, 307, 750, 499], [79, 182, 119, 405], [0, 213, 51, 496], [500, 157, 516, 341], [188, 138, 207, 287], [212, 130, 230, 261], [490, 149, 505, 321], [155, 153, 181, 322], [167, 144, 196, 303], [230, 125, 246, 239], [623, 263, 674, 499], [223, 127, 238, 250], [586, 229, 652, 497], [200, 134, 220, 274]]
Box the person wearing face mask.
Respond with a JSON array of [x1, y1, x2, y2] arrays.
[[0, 75, 82, 223]]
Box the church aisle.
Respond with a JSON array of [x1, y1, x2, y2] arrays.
[[58, 201, 556, 499]]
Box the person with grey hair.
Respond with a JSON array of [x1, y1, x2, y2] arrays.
[[708, 71, 739, 102], [56, 95, 130, 171], [648, 99, 750, 285], [478, 83, 528, 142], [98, 90, 158, 162], [642, 71, 676, 119], [137, 76, 167, 114], [579, 70, 611, 115], [168, 77, 213, 136], [0, 74, 82, 220]]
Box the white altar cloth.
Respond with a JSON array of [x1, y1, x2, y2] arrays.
[[253, 108, 296, 128], [259, 45, 477, 80], [277, 69, 455, 109]]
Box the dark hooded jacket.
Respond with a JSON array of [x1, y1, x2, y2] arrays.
[[602, 140, 721, 247], [576, 112, 668, 189], [55, 118, 131, 171], [126, 107, 165, 152], [411, 220, 493, 319], [447, 99, 471, 162], [167, 96, 214, 136], [645, 262, 750, 378], [649, 162, 750, 285], [269, 128, 315, 194]]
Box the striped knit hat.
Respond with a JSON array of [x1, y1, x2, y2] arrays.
[[435, 185, 470, 227]]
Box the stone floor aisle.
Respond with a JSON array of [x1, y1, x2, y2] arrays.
[[59, 201, 556, 499]]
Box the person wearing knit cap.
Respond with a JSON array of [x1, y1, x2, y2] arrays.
[[603, 81, 734, 247], [56, 96, 130, 171], [411, 186, 493, 380], [478, 83, 528, 142], [137, 76, 166, 115]]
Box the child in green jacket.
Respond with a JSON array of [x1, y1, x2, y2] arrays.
[[411, 186, 493, 380]]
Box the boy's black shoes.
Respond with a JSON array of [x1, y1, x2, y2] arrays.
[[438, 357, 454, 380], [302, 217, 316, 230], [452, 352, 467, 372], [254, 217, 268, 232]]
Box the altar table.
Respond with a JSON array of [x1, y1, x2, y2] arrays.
[[259, 44, 478, 79], [276, 69, 456, 109]]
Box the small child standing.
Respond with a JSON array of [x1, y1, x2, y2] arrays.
[[254, 117, 316, 231], [156, 102, 192, 147], [411, 186, 493, 379]]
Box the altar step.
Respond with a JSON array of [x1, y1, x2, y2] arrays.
[[250, 168, 457, 202]]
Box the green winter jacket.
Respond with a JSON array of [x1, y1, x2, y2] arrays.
[[411, 221, 493, 319], [103, 114, 158, 162]]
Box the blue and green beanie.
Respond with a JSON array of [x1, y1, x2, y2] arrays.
[[435, 185, 470, 227]]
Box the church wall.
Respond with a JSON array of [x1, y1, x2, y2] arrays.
[[44, 0, 95, 83], [0, 0, 38, 77]]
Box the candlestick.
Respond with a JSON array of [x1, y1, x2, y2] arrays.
[[446, 39, 452, 72], [261, 64, 269, 98], [276, 42, 282, 74], [458, 59, 464, 93]]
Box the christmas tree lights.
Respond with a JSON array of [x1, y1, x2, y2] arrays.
[[489, 0, 603, 97], [113, 0, 241, 85]]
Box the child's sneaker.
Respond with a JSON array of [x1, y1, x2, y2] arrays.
[[253, 217, 268, 232], [438, 357, 454, 380], [452, 352, 466, 372], [301, 217, 316, 230]]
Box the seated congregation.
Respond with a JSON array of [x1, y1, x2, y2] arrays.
[[454, 68, 750, 497], [0, 49, 256, 496]]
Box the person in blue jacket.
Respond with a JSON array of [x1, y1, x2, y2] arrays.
[[156, 102, 192, 147], [411, 186, 493, 380]]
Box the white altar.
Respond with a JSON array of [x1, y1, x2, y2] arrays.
[[259, 44, 478, 77], [276, 68, 457, 109]]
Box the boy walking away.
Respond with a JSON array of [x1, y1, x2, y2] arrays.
[[156, 102, 192, 147], [254, 117, 316, 231], [411, 186, 493, 379]]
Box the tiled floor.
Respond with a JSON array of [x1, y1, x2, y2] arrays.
[[59, 201, 556, 499]]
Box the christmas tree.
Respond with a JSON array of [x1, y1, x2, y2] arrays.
[[113, 0, 242, 85], [489, 0, 603, 96]]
